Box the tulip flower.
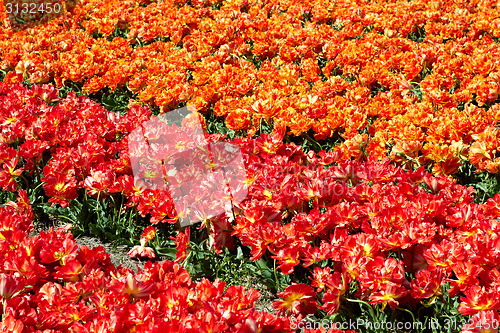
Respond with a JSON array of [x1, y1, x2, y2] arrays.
[[0, 273, 24, 299], [273, 283, 317, 321], [127, 240, 156, 259]]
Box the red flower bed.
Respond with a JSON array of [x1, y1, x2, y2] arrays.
[[2, 82, 500, 330], [229, 134, 500, 323], [0, 191, 296, 332]]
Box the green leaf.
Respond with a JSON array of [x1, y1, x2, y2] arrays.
[[236, 246, 244, 260], [256, 258, 270, 270]]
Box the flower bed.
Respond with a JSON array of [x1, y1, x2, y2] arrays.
[[0, 191, 296, 332], [3, 0, 500, 331]]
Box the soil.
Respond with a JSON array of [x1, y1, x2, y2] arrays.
[[73, 235, 148, 272]]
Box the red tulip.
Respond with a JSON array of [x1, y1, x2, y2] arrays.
[[273, 283, 317, 321], [127, 245, 156, 259], [0, 273, 24, 299]]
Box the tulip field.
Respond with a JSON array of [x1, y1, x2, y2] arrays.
[[3, 0, 500, 331]]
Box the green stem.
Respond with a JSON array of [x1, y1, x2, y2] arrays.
[[302, 132, 322, 151], [398, 307, 416, 324], [181, 249, 193, 268], [95, 192, 102, 228], [34, 162, 42, 183], [1, 298, 5, 321], [27, 181, 44, 205], [58, 215, 75, 224], [273, 259, 281, 292], [345, 298, 377, 321]]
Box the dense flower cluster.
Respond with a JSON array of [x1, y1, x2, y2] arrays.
[[4, 0, 500, 327], [2, 82, 500, 331], [0, 83, 248, 247], [233, 133, 500, 327], [2, 0, 500, 174], [0, 191, 301, 332]]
